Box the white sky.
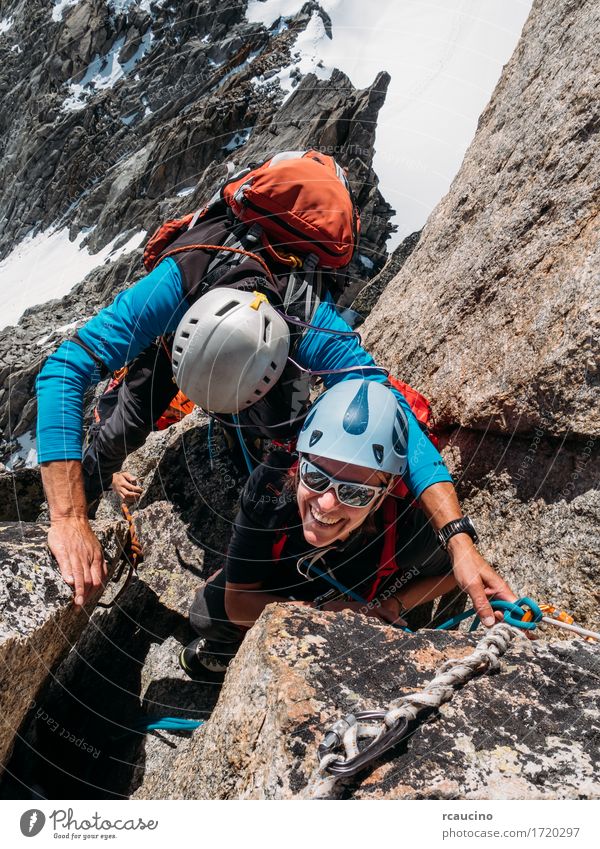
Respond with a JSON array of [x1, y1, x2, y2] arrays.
[[247, 0, 533, 246]]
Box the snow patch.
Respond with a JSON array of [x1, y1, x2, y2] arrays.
[[0, 16, 13, 34], [246, 0, 302, 26], [271, 17, 289, 35], [176, 186, 196, 197], [36, 318, 89, 347], [251, 11, 331, 104], [52, 0, 81, 23], [5, 431, 37, 471], [109, 0, 168, 14], [11, 44, 22, 54], [62, 31, 153, 111], [222, 127, 253, 153], [0, 227, 146, 331]]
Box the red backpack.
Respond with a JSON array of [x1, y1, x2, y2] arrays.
[[143, 150, 360, 274]]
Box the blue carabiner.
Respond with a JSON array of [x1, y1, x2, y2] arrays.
[[468, 597, 542, 632], [505, 596, 542, 630]]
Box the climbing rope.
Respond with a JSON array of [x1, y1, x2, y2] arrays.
[[316, 598, 540, 780], [110, 716, 204, 740], [97, 503, 143, 609], [231, 413, 256, 475], [134, 716, 204, 733]]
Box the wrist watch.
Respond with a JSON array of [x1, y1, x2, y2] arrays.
[[437, 516, 479, 550]]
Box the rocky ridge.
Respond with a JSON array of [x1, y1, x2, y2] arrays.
[[0, 0, 598, 802], [0, 0, 394, 456]]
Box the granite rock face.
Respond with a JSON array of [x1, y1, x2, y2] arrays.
[[0, 0, 393, 455], [350, 230, 421, 316], [359, 0, 599, 647], [0, 519, 128, 772], [137, 605, 600, 800], [441, 430, 600, 631], [363, 0, 599, 440]]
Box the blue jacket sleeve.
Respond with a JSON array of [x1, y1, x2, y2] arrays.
[[295, 293, 453, 498], [36, 258, 188, 463]]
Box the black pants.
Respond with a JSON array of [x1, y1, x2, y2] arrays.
[[82, 341, 178, 503], [189, 505, 452, 653]]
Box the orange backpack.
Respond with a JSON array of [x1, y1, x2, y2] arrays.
[[155, 390, 195, 431], [143, 150, 360, 273]]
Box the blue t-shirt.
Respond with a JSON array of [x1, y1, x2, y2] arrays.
[[36, 258, 452, 498]]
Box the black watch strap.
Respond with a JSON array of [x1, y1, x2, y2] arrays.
[[437, 516, 479, 550]]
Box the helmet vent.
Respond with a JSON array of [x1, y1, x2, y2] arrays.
[[343, 382, 370, 435], [188, 317, 199, 325], [174, 345, 183, 354], [263, 375, 271, 385], [215, 300, 237, 317], [270, 361, 278, 371], [309, 429, 322, 447], [180, 330, 190, 339], [372, 444, 384, 465]]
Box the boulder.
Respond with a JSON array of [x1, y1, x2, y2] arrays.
[[0, 468, 45, 521], [441, 430, 600, 631], [0, 519, 128, 772], [1, 414, 243, 798], [363, 0, 600, 439], [140, 605, 600, 800]]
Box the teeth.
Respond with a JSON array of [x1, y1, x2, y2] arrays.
[[311, 506, 342, 526]]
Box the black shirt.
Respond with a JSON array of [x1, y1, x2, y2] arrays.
[[225, 450, 391, 602]]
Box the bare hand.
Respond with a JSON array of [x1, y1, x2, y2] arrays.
[[47, 518, 107, 607], [111, 472, 142, 502], [450, 543, 516, 627]]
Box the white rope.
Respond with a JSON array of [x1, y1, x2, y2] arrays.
[[314, 622, 525, 785]]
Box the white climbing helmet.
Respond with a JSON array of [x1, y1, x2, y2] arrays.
[[172, 288, 290, 413]]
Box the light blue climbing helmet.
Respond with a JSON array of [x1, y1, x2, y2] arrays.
[[296, 379, 408, 476]]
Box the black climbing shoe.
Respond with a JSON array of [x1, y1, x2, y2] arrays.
[[179, 637, 238, 680]]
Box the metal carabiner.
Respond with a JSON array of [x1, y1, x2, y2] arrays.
[[322, 715, 411, 777]]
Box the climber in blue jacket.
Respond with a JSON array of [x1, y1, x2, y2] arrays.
[[36, 202, 507, 626]]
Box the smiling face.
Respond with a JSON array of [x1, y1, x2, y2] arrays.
[[296, 454, 391, 547]]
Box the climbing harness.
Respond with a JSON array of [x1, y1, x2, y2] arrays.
[[298, 552, 413, 632], [97, 503, 143, 609], [316, 598, 541, 779]]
